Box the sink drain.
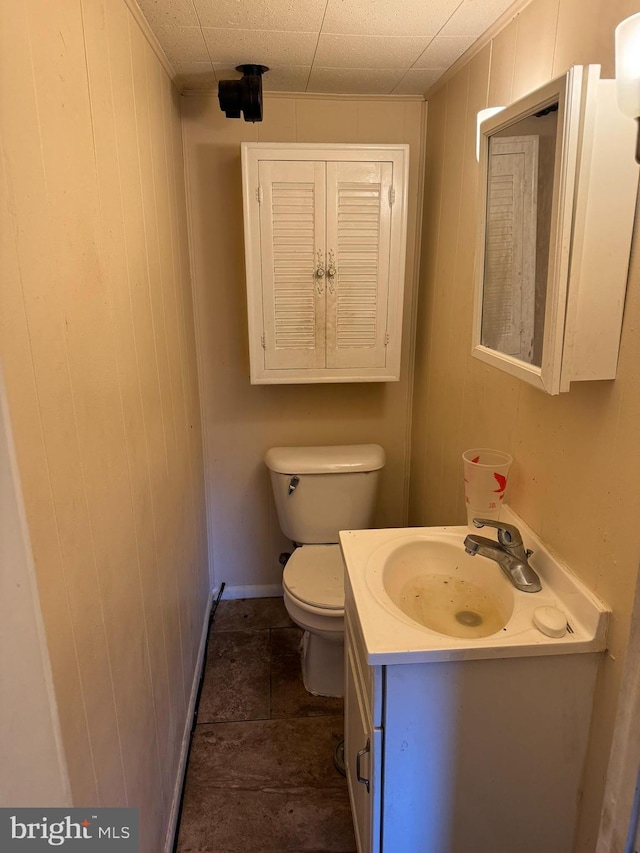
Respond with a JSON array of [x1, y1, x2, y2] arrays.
[[455, 610, 483, 627]]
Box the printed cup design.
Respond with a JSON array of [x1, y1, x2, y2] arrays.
[[462, 448, 513, 526]]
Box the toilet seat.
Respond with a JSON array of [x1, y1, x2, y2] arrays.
[[283, 545, 344, 611]]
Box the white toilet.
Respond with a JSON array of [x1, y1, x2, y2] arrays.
[[265, 444, 385, 697]]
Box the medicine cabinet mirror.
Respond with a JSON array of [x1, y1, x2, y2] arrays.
[[474, 65, 638, 395]]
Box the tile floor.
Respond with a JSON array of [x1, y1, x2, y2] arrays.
[[176, 597, 357, 853]]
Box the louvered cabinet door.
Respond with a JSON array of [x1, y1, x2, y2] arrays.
[[325, 161, 393, 370], [258, 160, 326, 370]]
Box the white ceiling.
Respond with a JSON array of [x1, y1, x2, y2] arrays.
[[136, 0, 518, 95]]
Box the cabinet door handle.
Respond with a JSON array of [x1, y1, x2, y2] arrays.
[[315, 253, 325, 294], [356, 737, 370, 793], [315, 250, 326, 294]]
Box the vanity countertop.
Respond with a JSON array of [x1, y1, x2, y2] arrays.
[[339, 506, 610, 666]]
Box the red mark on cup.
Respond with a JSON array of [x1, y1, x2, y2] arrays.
[[493, 472, 507, 497]]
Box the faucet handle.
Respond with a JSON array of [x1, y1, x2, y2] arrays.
[[472, 518, 523, 549]]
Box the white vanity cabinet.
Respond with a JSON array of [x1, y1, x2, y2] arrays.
[[345, 604, 383, 853], [344, 578, 601, 853], [241, 144, 409, 384]]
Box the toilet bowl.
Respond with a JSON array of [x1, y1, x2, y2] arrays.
[[265, 444, 385, 698], [282, 544, 345, 696]]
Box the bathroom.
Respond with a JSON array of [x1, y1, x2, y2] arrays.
[[1, 0, 639, 850]]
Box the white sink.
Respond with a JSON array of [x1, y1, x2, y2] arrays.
[[381, 537, 514, 638], [339, 506, 609, 665]]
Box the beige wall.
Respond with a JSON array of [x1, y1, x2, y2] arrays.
[[0, 367, 71, 807], [411, 0, 640, 849], [0, 1, 209, 849], [182, 94, 425, 594]]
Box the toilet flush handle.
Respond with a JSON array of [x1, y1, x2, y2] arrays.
[[288, 476, 300, 495]]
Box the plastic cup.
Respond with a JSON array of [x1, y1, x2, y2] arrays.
[[462, 448, 513, 527]]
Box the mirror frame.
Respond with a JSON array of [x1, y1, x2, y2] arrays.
[[473, 67, 585, 394]]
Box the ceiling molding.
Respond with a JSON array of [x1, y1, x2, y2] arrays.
[[122, 0, 176, 82], [180, 89, 425, 101], [423, 0, 534, 100]]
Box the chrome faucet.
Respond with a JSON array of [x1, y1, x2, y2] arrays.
[[464, 519, 542, 593]]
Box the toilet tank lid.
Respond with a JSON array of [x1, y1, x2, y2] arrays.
[[264, 444, 385, 474]]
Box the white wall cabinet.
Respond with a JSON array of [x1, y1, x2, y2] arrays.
[[241, 144, 409, 384], [344, 583, 600, 853]]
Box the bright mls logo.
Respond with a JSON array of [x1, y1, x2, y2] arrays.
[[0, 808, 138, 850]]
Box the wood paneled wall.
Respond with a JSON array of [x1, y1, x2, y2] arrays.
[[0, 2, 209, 848], [181, 93, 426, 596], [411, 0, 640, 848]]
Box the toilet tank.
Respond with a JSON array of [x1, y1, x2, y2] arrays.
[[265, 445, 385, 544]]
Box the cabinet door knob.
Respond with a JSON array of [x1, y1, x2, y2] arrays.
[[327, 250, 336, 292], [326, 250, 336, 281], [315, 251, 326, 294], [327, 266, 336, 293], [356, 738, 371, 793]]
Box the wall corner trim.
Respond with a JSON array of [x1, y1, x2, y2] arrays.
[[122, 0, 176, 83], [424, 0, 535, 100]]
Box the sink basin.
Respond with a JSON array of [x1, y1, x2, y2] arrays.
[[381, 538, 514, 638], [339, 506, 610, 664]]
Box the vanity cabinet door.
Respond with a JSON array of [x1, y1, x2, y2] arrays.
[[345, 641, 381, 853]]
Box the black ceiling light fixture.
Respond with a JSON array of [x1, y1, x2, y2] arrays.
[[218, 64, 269, 122]]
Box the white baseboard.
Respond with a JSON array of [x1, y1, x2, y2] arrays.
[[164, 588, 214, 853], [222, 584, 283, 600]]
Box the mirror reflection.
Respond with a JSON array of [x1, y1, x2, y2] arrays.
[[481, 104, 558, 367]]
